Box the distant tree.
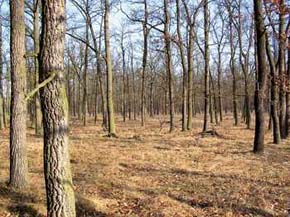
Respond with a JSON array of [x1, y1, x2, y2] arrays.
[[236, 0, 253, 129], [33, 0, 42, 135], [203, 0, 210, 132], [164, 0, 175, 132], [0, 15, 5, 129], [175, 0, 187, 131], [278, 0, 287, 138], [265, 32, 281, 144], [83, 0, 89, 126], [104, 0, 116, 137], [225, 0, 239, 126]]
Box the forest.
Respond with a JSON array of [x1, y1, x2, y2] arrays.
[[0, 0, 289, 216]]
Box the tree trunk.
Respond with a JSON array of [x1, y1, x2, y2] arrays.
[[104, 0, 116, 136], [39, 0, 76, 215], [141, 0, 148, 127], [265, 32, 281, 144], [9, 0, 28, 189], [121, 35, 126, 122], [94, 72, 98, 124], [0, 17, 4, 129], [164, 0, 175, 132], [228, 3, 238, 126], [187, 25, 194, 130], [176, 0, 187, 131], [203, 0, 210, 132], [286, 34, 290, 136], [278, 0, 287, 139], [33, 0, 42, 135], [253, 0, 268, 153], [237, 1, 251, 129], [217, 51, 223, 122], [88, 14, 107, 129], [210, 72, 219, 125], [83, 15, 89, 126], [130, 44, 137, 120]]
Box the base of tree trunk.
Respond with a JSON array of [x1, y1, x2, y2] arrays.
[[200, 130, 221, 138], [105, 133, 118, 138]]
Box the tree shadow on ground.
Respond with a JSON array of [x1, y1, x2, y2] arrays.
[[111, 180, 275, 217], [0, 182, 42, 217], [169, 194, 274, 217], [0, 182, 108, 217], [116, 164, 282, 216]]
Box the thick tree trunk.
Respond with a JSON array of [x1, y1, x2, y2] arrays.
[[39, 0, 76, 215], [9, 0, 28, 189], [253, 0, 268, 153]]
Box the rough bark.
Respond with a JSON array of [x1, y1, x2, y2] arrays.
[[9, 0, 28, 189], [39, 0, 76, 215]]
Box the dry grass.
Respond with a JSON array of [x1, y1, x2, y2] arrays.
[[0, 114, 289, 216]]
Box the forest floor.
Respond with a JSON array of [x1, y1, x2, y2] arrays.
[[0, 114, 289, 217]]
